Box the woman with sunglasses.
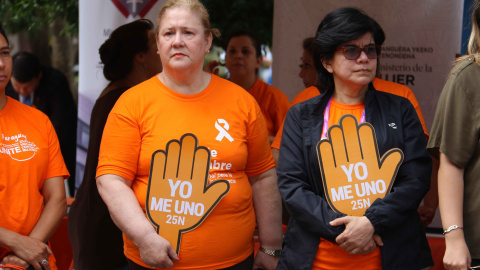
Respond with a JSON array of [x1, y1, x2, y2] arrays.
[[277, 7, 433, 269]]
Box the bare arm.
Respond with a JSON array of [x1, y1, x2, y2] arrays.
[[438, 153, 471, 270], [249, 168, 283, 270], [29, 177, 66, 242], [272, 148, 279, 167], [96, 174, 179, 268]]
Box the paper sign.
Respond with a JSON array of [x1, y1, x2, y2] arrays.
[[146, 133, 230, 253], [317, 115, 404, 216]]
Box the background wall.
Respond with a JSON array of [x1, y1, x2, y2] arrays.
[[272, 0, 464, 133]]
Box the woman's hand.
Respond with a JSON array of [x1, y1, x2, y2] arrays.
[[443, 230, 471, 270], [253, 251, 279, 270], [137, 232, 179, 269], [0, 253, 50, 270], [5, 233, 51, 270], [330, 216, 380, 255], [1, 254, 29, 270]]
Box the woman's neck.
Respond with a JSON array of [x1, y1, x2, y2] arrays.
[[0, 93, 7, 111], [229, 73, 257, 91], [332, 80, 369, 104], [159, 67, 210, 95]]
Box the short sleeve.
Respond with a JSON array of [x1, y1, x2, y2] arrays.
[[245, 100, 275, 177], [96, 100, 141, 181], [428, 71, 480, 168]]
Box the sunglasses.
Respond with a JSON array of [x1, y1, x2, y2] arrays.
[[336, 45, 381, 60]]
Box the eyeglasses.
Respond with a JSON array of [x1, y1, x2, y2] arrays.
[[336, 45, 381, 60], [470, 266, 480, 269]]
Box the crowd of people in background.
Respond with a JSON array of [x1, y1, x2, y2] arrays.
[[1, 0, 480, 269]]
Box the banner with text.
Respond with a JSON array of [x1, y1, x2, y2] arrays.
[[77, 0, 165, 192]]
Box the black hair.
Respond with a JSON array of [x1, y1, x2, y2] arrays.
[[303, 37, 317, 57], [225, 29, 262, 58], [313, 7, 385, 88], [12, 52, 41, 83], [99, 19, 154, 81], [0, 22, 9, 45]]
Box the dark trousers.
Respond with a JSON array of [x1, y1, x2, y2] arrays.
[[128, 253, 254, 270]]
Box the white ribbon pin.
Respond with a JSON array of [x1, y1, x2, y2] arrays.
[[215, 119, 234, 142]]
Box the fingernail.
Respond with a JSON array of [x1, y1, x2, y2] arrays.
[[177, 255, 181, 260]]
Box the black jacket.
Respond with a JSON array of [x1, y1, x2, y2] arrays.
[[277, 84, 433, 270]]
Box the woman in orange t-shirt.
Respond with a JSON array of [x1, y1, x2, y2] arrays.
[[277, 7, 432, 269], [96, 0, 283, 269], [205, 31, 290, 142], [0, 23, 69, 270], [223, 30, 289, 141]]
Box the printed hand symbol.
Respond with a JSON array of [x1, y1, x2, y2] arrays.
[[317, 115, 403, 216], [146, 134, 230, 253]]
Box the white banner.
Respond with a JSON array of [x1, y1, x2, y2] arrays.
[[272, 0, 463, 131], [77, 0, 166, 191]]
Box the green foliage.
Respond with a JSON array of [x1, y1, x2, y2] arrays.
[[201, 0, 274, 48], [0, 0, 78, 35]]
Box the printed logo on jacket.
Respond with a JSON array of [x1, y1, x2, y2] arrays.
[[1, 133, 39, 161], [146, 133, 230, 254]]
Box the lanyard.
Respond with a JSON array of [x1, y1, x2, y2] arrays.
[[321, 97, 365, 140]]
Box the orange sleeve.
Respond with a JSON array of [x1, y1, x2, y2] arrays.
[[271, 86, 321, 150], [269, 86, 290, 136], [96, 101, 141, 181], [245, 100, 276, 177], [404, 88, 429, 138]]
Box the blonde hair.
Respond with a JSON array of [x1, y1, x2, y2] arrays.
[[455, 0, 480, 65], [156, 0, 221, 38]]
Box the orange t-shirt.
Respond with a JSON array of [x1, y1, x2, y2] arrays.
[[97, 75, 275, 269], [248, 79, 290, 137], [271, 78, 429, 150], [0, 97, 69, 268], [312, 98, 381, 270]]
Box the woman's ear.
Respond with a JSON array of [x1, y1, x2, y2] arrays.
[[255, 55, 263, 69], [322, 59, 333, 74], [205, 32, 213, 53], [135, 51, 146, 64]]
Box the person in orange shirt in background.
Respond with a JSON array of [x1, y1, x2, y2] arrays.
[[0, 22, 69, 270], [272, 36, 438, 227], [224, 30, 290, 142], [95, 0, 283, 269]]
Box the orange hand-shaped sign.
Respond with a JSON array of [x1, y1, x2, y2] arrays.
[[146, 134, 230, 253], [317, 115, 404, 216]]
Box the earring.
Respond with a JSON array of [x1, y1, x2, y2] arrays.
[[206, 50, 210, 54], [156, 50, 160, 54]]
